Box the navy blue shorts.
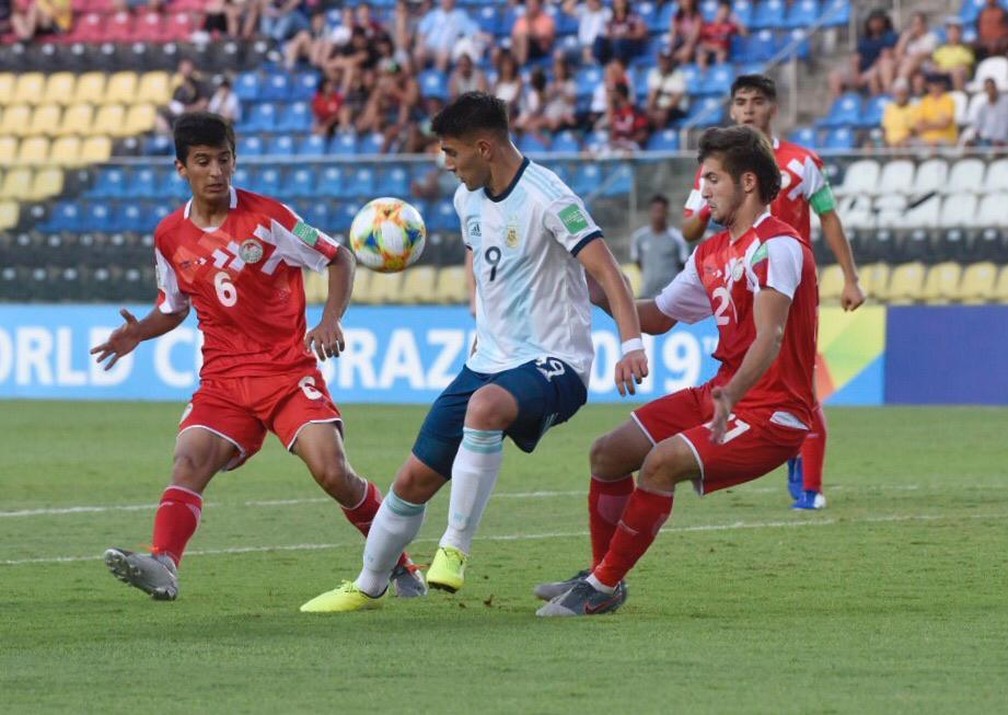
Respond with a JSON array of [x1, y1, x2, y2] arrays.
[[412, 358, 588, 479]]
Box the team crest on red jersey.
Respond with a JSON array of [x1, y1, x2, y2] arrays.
[[239, 239, 264, 264]]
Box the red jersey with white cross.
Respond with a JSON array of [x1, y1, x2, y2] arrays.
[[683, 139, 831, 245], [154, 187, 342, 379], [655, 214, 818, 426]]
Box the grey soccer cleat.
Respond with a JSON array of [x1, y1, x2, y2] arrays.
[[535, 580, 628, 617], [532, 569, 591, 601], [104, 547, 179, 601], [390, 562, 428, 598]]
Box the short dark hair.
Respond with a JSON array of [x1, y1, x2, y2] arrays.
[[730, 74, 777, 102], [650, 194, 669, 206], [697, 125, 781, 205], [174, 111, 236, 163], [431, 91, 510, 139]]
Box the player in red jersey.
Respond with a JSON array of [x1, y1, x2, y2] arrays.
[[90, 112, 425, 601], [536, 125, 819, 616], [682, 74, 865, 510]]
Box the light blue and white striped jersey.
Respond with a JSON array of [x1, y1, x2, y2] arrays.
[[455, 157, 603, 384]]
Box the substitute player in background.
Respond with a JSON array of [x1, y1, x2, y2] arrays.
[[537, 125, 819, 616], [682, 74, 865, 510], [91, 112, 425, 601], [300, 92, 648, 613]]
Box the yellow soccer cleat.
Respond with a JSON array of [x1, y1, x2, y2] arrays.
[[426, 546, 468, 593], [300, 581, 384, 613]]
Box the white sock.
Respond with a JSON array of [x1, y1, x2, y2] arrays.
[[586, 573, 616, 594], [356, 490, 425, 596], [439, 428, 504, 555]]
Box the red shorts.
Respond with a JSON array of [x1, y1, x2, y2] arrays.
[[178, 369, 342, 471], [632, 384, 807, 495]]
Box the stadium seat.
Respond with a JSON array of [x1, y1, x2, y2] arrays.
[[817, 263, 844, 303], [124, 104, 157, 135], [12, 72, 44, 105], [127, 167, 159, 199], [80, 136, 112, 165], [427, 198, 457, 232], [261, 72, 292, 103], [912, 158, 948, 197], [945, 158, 986, 193], [330, 131, 359, 156], [89, 167, 128, 198], [922, 261, 962, 304], [834, 158, 880, 197], [41, 72, 76, 106], [359, 131, 385, 155], [287, 167, 315, 198], [684, 96, 725, 126], [784, 0, 819, 29], [731, 0, 754, 26], [55, 103, 94, 137], [938, 193, 976, 227], [137, 72, 172, 105], [0, 201, 18, 231], [859, 262, 891, 302], [819, 0, 849, 27], [517, 132, 550, 155], [291, 72, 318, 101], [0, 73, 13, 105], [1, 167, 32, 200], [817, 93, 861, 128], [967, 56, 1008, 92], [976, 192, 1008, 226], [254, 167, 282, 196], [751, 0, 786, 29], [886, 262, 926, 304], [0, 105, 31, 137], [16, 137, 49, 165], [434, 265, 468, 304], [49, 135, 81, 166], [380, 164, 410, 197], [367, 271, 404, 304], [67, 72, 102, 107], [877, 159, 915, 195], [788, 126, 817, 147], [984, 158, 1008, 193], [264, 134, 295, 156], [995, 264, 1008, 303], [821, 126, 855, 150], [94, 104, 127, 137], [243, 102, 277, 133], [859, 94, 890, 128], [278, 101, 311, 133], [32, 167, 63, 201], [234, 72, 260, 102], [645, 128, 680, 152], [104, 72, 139, 105], [350, 166, 376, 196], [318, 166, 345, 197], [399, 266, 438, 304], [957, 261, 997, 304]]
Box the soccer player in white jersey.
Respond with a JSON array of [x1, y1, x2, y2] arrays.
[[301, 92, 649, 613]]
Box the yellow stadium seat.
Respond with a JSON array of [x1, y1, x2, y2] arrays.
[[399, 266, 438, 304], [56, 103, 94, 137], [49, 135, 82, 166], [12, 72, 45, 105], [1, 167, 32, 200], [0, 200, 18, 230], [137, 72, 172, 105], [350, 267, 374, 303], [859, 262, 890, 303], [26, 104, 62, 137], [0, 73, 14, 105], [817, 264, 844, 303], [368, 271, 404, 304], [80, 136, 112, 164], [41, 72, 76, 106], [886, 262, 926, 304], [31, 167, 64, 200], [0, 105, 32, 138], [958, 262, 998, 304], [124, 104, 156, 135], [104, 72, 139, 106], [0, 136, 18, 167], [73, 72, 106, 105], [993, 265, 1008, 303], [922, 261, 962, 304], [434, 265, 469, 304], [16, 137, 49, 165], [93, 104, 126, 137], [620, 262, 643, 297]]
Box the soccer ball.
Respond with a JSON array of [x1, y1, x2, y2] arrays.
[[348, 197, 427, 273]]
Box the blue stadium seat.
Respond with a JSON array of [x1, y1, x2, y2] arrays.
[[234, 72, 260, 102], [291, 72, 318, 101], [350, 166, 376, 197], [784, 0, 819, 28], [657, 0, 675, 31], [119, 203, 145, 233], [150, 203, 172, 225], [89, 167, 128, 198], [277, 101, 312, 133], [554, 6, 578, 36], [602, 163, 633, 197], [318, 166, 345, 197], [500, 5, 522, 38], [822, 126, 855, 150], [243, 102, 277, 133], [475, 5, 499, 36], [637, 2, 660, 32], [859, 94, 890, 128], [233, 166, 251, 189], [645, 128, 680, 152], [732, 0, 755, 26], [786, 28, 811, 59], [128, 167, 158, 199], [751, 0, 786, 30], [260, 72, 292, 102], [287, 167, 316, 198], [264, 134, 295, 156], [254, 167, 282, 196], [820, 0, 850, 27], [47, 201, 82, 232], [699, 0, 719, 21], [144, 134, 173, 156], [86, 203, 113, 232], [680, 63, 704, 95], [428, 198, 457, 232], [296, 134, 328, 156], [359, 132, 385, 155], [380, 164, 410, 197], [706, 64, 735, 95], [733, 30, 776, 63], [788, 126, 818, 148], [330, 131, 359, 156], [334, 201, 361, 232], [162, 170, 190, 199], [551, 130, 582, 153], [816, 92, 862, 128], [517, 132, 550, 155], [571, 162, 601, 196], [302, 201, 331, 230], [419, 70, 449, 101], [575, 66, 604, 101], [684, 97, 725, 126]]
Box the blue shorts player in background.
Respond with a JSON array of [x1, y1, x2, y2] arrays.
[[301, 91, 649, 613]]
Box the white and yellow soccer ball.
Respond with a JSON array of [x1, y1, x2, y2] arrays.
[[348, 197, 427, 273]]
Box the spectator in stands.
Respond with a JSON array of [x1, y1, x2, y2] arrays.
[[392, 0, 420, 65], [199, 0, 246, 40], [493, 51, 524, 119], [881, 77, 917, 147], [881, 11, 938, 93], [208, 78, 242, 126], [605, 82, 650, 152], [357, 57, 421, 153], [514, 68, 551, 145], [590, 57, 633, 128], [630, 194, 690, 299], [914, 73, 958, 146], [411, 138, 458, 200], [668, 0, 703, 66], [562, 0, 611, 66], [155, 58, 211, 136], [929, 17, 975, 91], [259, 0, 310, 45], [828, 8, 898, 98], [325, 25, 377, 91], [975, 0, 1008, 59], [355, 2, 387, 42], [696, 0, 747, 71], [542, 53, 578, 132], [414, 0, 482, 71], [11, 0, 71, 41], [311, 75, 344, 137], [283, 9, 329, 70], [964, 77, 1008, 146], [511, 0, 556, 66], [448, 52, 489, 100], [645, 47, 688, 129], [0, 0, 11, 35], [592, 0, 648, 66]]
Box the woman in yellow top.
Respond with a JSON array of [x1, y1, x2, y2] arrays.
[[929, 18, 975, 91], [915, 74, 958, 146]]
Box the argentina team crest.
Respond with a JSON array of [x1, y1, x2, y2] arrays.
[[506, 224, 520, 248], [239, 238, 264, 264]]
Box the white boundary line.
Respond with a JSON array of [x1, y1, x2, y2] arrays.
[[2, 511, 1005, 567]]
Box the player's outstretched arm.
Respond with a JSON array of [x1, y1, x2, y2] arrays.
[[818, 209, 865, 311], [90, 305, 189, 371], [305, 246, 355, 361], [577, 239, 649, 396], [681, 206, 711, 243], [710, 288, 790, 443]]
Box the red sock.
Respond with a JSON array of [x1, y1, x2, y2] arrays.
[[343, 480, 412, 569], [151, 486, 202, 566], [589, 475, 634, 569], [801, 404, 828, 493], [594, 488, 673, 588]]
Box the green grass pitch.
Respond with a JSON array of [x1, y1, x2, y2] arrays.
[[1, 401, 1006, 714]]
